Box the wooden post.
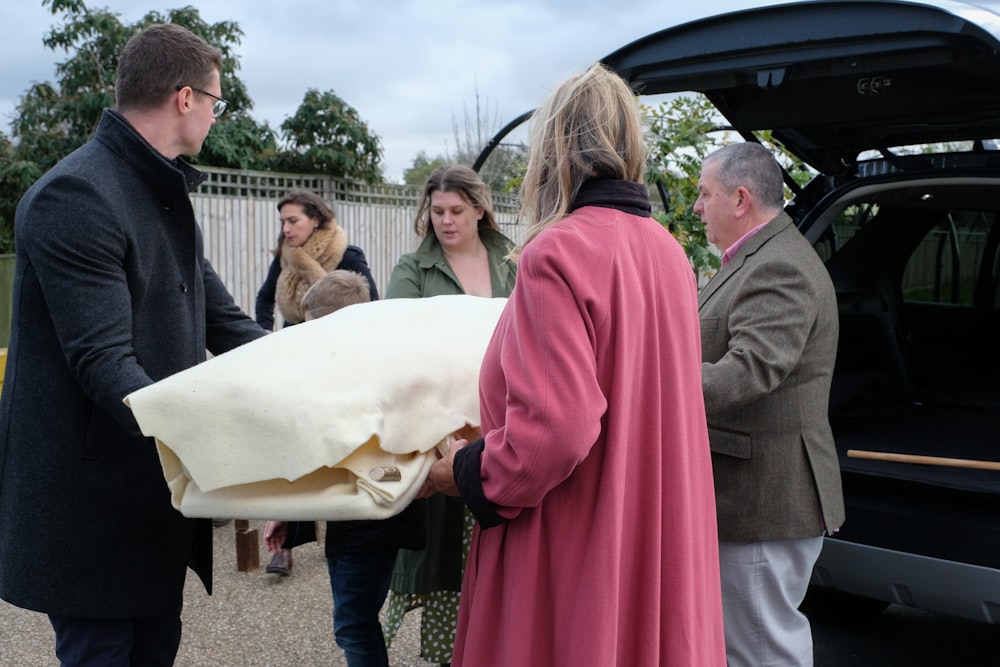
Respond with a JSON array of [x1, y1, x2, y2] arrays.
[[234, 519, 259, 571]]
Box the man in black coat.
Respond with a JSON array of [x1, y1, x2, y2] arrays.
[[0, 23, 265, 666]]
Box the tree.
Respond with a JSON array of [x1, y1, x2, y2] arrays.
[[200, 114, 279, 170], [0, 0, 279, 248], [403, 151, 446, 186], [17, 1, 275, 169], [644, 94, 811, 283], [14, 1, 132, 173], [273, 88, 383, 183], [447, 91, 523, 192], [644, 94, 728, 282], [0, 135, 43, 253], [403, 88, 526, 192]]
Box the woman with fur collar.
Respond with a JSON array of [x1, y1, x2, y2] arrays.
[[255, 189, 378, 330], [254, 189, 379, 579]]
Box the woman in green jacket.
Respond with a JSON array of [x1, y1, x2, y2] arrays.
[[383, 164, 516, 666]]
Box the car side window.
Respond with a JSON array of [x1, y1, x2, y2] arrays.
[[813, 203, 877, 263], [900, 211, 994, 306]]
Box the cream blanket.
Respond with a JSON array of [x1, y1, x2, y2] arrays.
[[124, 294, 507, 521]]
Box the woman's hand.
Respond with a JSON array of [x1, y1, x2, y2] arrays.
[[419, 438, 468, 498], [263, 520, 287, 554]]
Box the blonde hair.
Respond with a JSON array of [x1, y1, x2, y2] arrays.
[[301, 270, 371, 319], [513, 63, 646, 259]]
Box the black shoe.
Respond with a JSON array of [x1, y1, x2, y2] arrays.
[[265, 548, 292, 576]]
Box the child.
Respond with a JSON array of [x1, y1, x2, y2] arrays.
[[264, 269, 374, 576], [301, 269, 372, 321], [263, 269, 425, 667]]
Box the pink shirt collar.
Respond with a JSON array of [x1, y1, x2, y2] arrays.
[[721, 221, 769, 266]]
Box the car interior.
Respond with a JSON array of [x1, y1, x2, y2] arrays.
[[808, 174, 1000, 568]]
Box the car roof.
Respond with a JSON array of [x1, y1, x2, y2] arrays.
[[600, 0, 1000, 173]]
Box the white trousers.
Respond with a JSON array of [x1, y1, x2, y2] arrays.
[[718, 537, 824, 667]]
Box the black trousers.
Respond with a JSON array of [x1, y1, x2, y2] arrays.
[[48, 602, 182, 667]]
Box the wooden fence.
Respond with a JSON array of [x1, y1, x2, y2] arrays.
[[192, 167, 523, 324]]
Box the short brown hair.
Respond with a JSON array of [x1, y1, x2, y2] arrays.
[[414, 164, 499, 237], [116, 23, 223, 112], [301, 270, 371, 319]]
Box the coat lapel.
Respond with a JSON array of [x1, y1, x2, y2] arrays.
[[698, 213, 793, 309]]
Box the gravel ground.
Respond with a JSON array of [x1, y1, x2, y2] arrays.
[[0, 520, 438, 667]]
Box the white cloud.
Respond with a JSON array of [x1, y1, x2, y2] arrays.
[[2, 0, 991, 181]]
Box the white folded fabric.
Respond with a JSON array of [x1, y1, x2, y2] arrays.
[[124, 294, 507, 521]]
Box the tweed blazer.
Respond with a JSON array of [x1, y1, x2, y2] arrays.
[[0, 109, 264, 618], [700, 212, 845, 541]]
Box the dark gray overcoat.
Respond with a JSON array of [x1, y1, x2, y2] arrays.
[[0, 109, 265, 618]]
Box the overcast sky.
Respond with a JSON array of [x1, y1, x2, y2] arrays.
[[1, 0, 997, 182]]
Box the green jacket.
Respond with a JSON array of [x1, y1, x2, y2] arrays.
[[386, 227, 516, 593], [385, 227, 516, 299]]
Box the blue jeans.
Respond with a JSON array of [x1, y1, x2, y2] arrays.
[[328, 547, 399, 667]]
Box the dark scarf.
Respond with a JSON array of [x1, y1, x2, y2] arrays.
[[569, 179, 652, 217]]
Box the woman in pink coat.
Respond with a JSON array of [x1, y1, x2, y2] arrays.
[[421, 63, 726, 666]]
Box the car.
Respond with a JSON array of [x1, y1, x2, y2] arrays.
[[478, 0, 1000, 623]]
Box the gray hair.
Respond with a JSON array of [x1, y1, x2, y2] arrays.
[[704, 143, 785, 211]]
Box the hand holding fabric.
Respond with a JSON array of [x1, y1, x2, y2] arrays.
[[420, 438, 468, 498]]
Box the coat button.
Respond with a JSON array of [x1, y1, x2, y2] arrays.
[[180, 282, 188, 293]]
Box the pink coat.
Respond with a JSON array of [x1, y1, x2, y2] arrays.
[[453, 205, 726, 666]]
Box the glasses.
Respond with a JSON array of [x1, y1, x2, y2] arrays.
[[175, 85, 229, 118]]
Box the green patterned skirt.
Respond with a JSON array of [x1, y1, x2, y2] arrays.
[[383, 496, 474, 663]]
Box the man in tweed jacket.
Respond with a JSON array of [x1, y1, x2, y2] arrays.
[[694, 142, 845, 667]]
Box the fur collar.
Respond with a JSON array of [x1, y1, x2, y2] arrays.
[[276, 225, 349, 324]]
